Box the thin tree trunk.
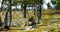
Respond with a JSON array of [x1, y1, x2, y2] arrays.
[[4, 11, 8, 26], [8, 0, 12, 26], [34, 4, 36, 15], [37, 0, 43, 24], [23, 4, 26, 18]]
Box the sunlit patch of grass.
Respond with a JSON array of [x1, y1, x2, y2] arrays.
[[42, 14, 60, 20], [42, 15, 52, 19], [42, 9, 57, 14]]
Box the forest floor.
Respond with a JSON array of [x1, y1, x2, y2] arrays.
[[0, 9, 60, 32], [1, 23, 60, 32]]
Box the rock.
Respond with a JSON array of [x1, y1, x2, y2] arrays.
[[11, 22, 17, 27], [11, 18, 28, 27], [25, 26, 34, 31]]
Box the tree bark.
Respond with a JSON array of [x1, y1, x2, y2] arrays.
[[8, 0, 12, 26], [4, 0, 12, 29], [4, 11, 8, 26], [37, 0, 43, 24], [34, 4, 36, 15], [23, 4, 26, 18]]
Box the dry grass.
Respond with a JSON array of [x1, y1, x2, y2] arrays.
[[0, 9, 60, 32]]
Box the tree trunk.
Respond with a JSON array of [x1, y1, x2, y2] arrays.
[[37, 0, 43, 24], [4, 11, 8, 26], [0, 17, 3, 31], [4, 11, 10, 30], [8, 0, 12, 26], [34, 4, 36, 15], [1, 0, 4, 11], [1, 0, 10, 29], [23, 4, 26, 18], [4, 0, 12, 29]]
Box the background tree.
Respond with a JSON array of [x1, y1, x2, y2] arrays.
[[14, 0, 36, 18], [37, 0, 43, 24], [51, 0, 60, 9], [56, 0, 60, 9]]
